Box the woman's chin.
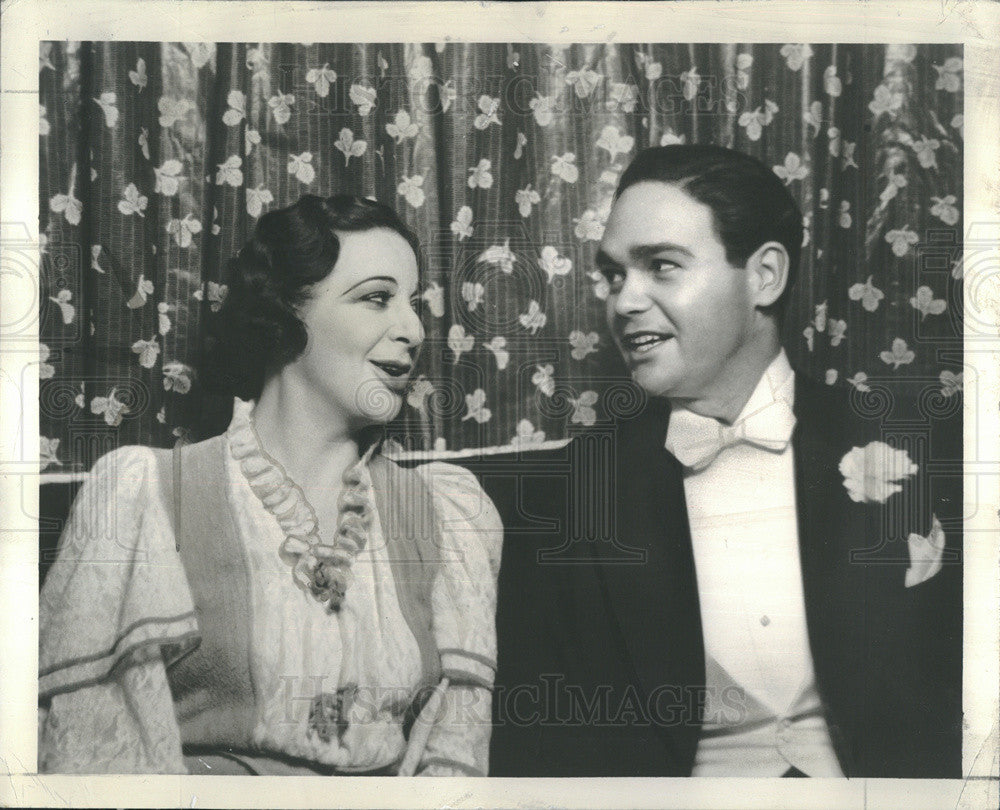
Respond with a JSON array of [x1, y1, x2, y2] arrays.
[[347, 377, 405, 425], [359, 394, 404, 426]]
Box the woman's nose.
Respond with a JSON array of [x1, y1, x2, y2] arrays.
[[392, 301, 425, 348]]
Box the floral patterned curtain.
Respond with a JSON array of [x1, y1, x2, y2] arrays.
[[39, 42, 964, 474]]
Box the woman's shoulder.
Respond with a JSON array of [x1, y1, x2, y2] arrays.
[[410, 461, 499, 517], [404, 460, 502, 566], [81, 436, 227, 509], [410, 459, 485, 488], [88, 436, 220, 470], [77, 444, 161, 505], [60, 446, 172, 545], [88, 442, 160, 470]]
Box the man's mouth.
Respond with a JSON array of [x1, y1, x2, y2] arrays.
[[620, 330, 673, 354]]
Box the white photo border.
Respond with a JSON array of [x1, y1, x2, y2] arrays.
[[2, 2, 998, 808]]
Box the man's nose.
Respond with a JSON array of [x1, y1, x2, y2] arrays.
[[612, 269, 651, 317]]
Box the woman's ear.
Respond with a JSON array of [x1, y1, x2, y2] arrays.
[[747, 242, 790, 309]]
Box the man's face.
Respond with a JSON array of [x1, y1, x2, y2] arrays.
[[599, 181, 759, 405]]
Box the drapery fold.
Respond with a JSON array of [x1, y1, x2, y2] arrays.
[[39, 42, 963, 473]]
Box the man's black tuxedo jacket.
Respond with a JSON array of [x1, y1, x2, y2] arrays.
[[458, 374, 963, 778]]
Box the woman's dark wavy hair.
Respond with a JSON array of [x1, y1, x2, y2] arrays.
[[616, 145, 803, 319], [206, 194, 421, 401]]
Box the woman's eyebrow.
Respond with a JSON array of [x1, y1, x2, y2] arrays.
[[341, 275, 399, 294]]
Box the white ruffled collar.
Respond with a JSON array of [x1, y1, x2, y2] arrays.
[[226, 398, 378, 611]]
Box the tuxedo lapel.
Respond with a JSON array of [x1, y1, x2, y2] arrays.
[[592, 399, 704, 770], [792, 375, 867, 776]]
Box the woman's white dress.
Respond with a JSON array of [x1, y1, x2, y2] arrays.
[[38, 400, 502, 775]]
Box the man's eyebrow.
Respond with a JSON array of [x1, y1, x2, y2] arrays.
[[629, 242, 694, 260], [342, 275, 399, 294]]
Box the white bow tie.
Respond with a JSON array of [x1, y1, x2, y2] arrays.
[[665, 399, 797, 471]]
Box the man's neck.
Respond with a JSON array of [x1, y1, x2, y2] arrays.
[[671, 341, 784, 425]]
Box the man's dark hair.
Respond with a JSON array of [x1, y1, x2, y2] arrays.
[[616, 145, 803, 318], [206, 194, 421, 401]]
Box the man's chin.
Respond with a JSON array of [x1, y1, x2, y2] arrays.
[[628, 367, 680, 400]]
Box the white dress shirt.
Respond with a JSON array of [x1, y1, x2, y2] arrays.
[[668, 351, 844, 777]]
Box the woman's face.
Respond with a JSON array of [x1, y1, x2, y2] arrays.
[[292, 227, 424, 429]]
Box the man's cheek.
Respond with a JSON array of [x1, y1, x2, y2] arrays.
[[604, 298, 618, 329]]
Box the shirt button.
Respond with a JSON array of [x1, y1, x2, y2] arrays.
[[760, 615, 770, 626]]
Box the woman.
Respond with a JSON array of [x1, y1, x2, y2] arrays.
[[38, 194, 502, 776]]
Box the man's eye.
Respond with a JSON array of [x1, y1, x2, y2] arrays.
[[600, 267, 624, 286], [652, 259, 679, 273]]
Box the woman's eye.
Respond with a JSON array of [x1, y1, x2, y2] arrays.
[[363, 291, 392, 306]]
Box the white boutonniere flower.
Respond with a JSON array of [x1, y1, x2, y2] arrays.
[[839, 441, 918, 503], [905, 515, 946, 588]]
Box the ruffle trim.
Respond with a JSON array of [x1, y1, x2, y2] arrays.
[[227, 398, 378, 610]]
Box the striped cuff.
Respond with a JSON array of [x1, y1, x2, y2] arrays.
[[439, 648, 496, 689], [39, 612, 199, 699]]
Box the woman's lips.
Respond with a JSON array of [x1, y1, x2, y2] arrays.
[[369, 360, 413, 390]]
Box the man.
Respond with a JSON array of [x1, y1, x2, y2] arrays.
[[473, 145, 962, 777]]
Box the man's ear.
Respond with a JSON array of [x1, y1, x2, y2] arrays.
[[746, 242, 790, 308]]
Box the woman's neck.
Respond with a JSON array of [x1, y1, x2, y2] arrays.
[[251, 375, 364, 488]]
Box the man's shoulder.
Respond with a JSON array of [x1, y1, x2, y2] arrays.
[[794, 372, 853, 423], [793, 371, 961, 452], [454, 399, 672, 485]]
